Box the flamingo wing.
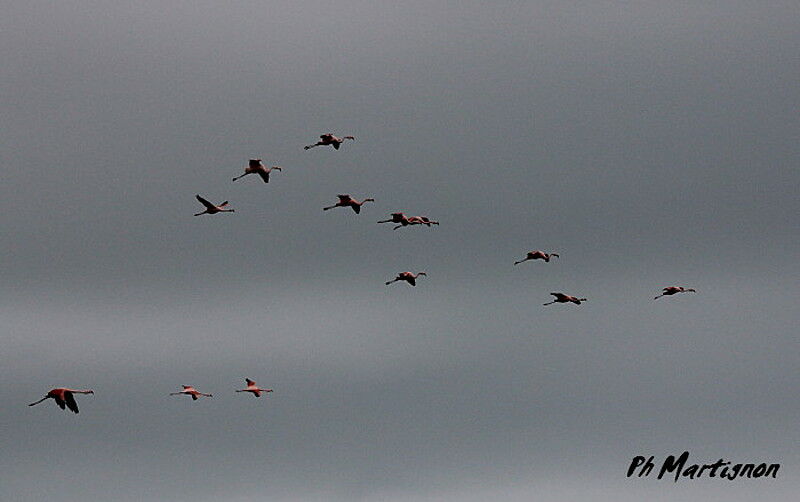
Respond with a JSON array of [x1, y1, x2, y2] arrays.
[[64, 392, 80, 413], [196, 195, 216, 210], [257, 170, 270, 183], [249, 159, 261, 168]]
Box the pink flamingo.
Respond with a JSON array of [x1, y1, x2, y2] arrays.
[[170, 385, 212, 400], [29, 388, 94, 414], [304, 133, 355, 150], [236, 378, 274, 398], [194, 195, 235, 216], [323, 194, 375, 214], [232, 159, 282, 183], [386, 271, 427, 286], [515, 250, 559, 265], [543, 292, 587, 306], [408, 216, 439, 227], [378, 212, 412, 229], [654, 286, 697, 300]]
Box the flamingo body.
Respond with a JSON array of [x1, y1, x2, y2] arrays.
[[236, 378, 274, 398], [543, 292, 587, 306], [28, 388, 94, 414], [232, 159, 282, 183], [304, 133, 355, 150], [323, 194, 375, 214], [170, 385, 213, 400], [654, 286, 697, 300], [194, 195, 235, 216], [515, 250, 559, 265], [408, 216, 440, 227], [386, 271, 427, 286]]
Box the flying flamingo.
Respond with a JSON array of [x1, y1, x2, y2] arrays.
[[170, 385, 212, 400], [304, 133, 355, 150], [236, 378, 274, 398], [232, 159, 282, 183], [514, 250, 560, 265], [323, 194, 375, 214], [543, 292, 587, 306], [408, 216, 439, 227], [386, 271, 427, 286], [28, 388, 94, 414], [654, 286, 697, 300], [194, 195, 235, 216], [378, 212, 413, 229]]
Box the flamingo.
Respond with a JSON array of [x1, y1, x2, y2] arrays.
[[236, 378, 274, 398], [304, 133, 355, 150], [408, 216, 439, 227], [515, 250, 559, 265], [386, 271, 427, 286], [194, 195, 235, 216], [543, 292, 587, 306], [378, 212, 412, 229], [170, 385, 212, 400], [28, 388, 94, 414], [232, 159, 282, 183], [654, 286, 697, 300], [323, 194, 375, 214]]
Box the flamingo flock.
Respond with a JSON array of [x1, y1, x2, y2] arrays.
[[28, 130, 698, 414]]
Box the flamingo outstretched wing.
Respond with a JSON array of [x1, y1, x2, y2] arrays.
[[53, 394, 66, 410], [64, 392, 80, 414], [196, 195, 216, 210]]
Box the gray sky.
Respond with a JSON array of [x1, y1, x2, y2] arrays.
[[2, 2, 798, 501]]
